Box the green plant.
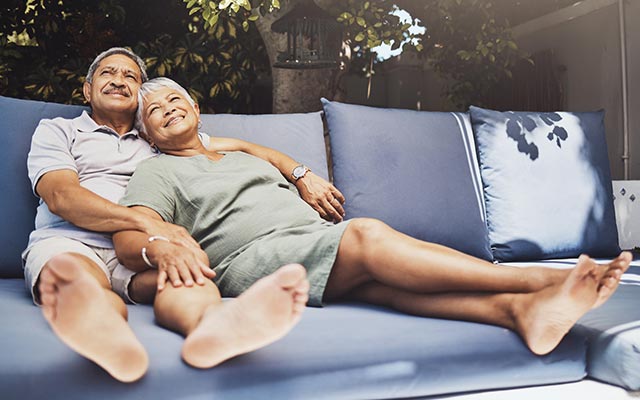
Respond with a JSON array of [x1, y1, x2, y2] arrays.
[[420, 0, 531, 109]]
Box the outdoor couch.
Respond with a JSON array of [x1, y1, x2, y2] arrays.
[[1, 94, 639, 399]]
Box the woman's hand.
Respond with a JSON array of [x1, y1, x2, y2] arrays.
[[146, 240, 216, 291], [295, 172, 346, 223], [141, 217, 202, 252]]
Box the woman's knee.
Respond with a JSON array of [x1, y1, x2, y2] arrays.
[[345, 218, 390, 248]]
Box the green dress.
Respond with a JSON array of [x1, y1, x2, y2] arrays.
[[120, 151, 349, 306]]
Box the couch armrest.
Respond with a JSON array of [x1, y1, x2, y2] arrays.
[[612, 180, 640, 250]]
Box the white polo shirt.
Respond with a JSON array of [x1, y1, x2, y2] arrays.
[[25, 111, 157, 251]]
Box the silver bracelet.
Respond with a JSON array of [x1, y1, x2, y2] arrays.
[[141, 236, 171, 268]]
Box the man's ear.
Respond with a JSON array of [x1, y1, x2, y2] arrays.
[[194, 102, 200, 118], [82, 81, 91, 104]]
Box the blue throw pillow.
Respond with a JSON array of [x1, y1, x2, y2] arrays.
[[0, 96, 87, 278], [323, 99, 493, 260], [469, 105, 620, 261]]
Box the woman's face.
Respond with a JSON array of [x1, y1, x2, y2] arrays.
[[141, 86, 200, 150]]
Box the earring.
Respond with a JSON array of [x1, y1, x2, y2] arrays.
[[198, 120, 202, 130]]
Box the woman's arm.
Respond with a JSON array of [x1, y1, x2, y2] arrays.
[[36, 170, 200, 249], [209, 137, 346, 222], [113, 206, 214, 291]]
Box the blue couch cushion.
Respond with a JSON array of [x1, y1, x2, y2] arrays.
[[200, 112, 330, 181], [0, 278, 587, 399], [322, 99, 492, 260], [469, 106, 620, 261], [576, 263, 640, 390], [0, 96, 87, 278]]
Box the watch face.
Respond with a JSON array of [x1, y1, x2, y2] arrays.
[[293, 165, 307, 179]]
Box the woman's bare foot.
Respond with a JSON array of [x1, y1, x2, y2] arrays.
[[181, 264, 309, 369], [39, 254, 148, 382], [593, 251, 632, 308], [514, 253, 628, 355]]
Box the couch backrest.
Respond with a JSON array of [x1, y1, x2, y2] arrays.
[[200, 112, 329, 180], [0, 96, 88, 278], [0, 96, 328, 278]]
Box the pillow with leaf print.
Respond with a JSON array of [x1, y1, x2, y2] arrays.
[[469, 105, 620, 261]]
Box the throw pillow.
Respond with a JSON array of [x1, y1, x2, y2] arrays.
[[322, 99, 493, 260], [469, 105, 620, 261]]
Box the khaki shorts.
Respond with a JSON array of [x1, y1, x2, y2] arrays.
[[23, 236, 137, 305]]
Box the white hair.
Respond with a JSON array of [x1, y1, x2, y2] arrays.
[[135, 77, 197, 133], [85, 47, 147, 84]]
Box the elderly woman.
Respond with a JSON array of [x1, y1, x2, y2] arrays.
[[114, 77, 631, 368]]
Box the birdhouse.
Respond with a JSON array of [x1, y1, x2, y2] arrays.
[[271, 0, 341, 69]]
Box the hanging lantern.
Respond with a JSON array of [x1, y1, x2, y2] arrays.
[[271, 0, 341, 69]]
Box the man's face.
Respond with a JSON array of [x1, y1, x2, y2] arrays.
[[82, 54, 143, 117]]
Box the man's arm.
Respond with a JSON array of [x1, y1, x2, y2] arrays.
[[210, 137, 346, 222], [113, 206, 214, 291], [36, 169, 199, 249]]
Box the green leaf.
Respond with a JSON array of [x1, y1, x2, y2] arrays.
[[355, 32, 365, 42], [209, 12, 219, 27], [356, 17, 366, 27]]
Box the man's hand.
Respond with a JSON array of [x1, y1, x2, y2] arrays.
[[146, 240, 216, 291], [295, 172, 346, 223]]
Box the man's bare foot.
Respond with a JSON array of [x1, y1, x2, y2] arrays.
[[181, 264, 309, 369], [39, 254, 148, 382], [515, 254, 626, 355], [593, 251, 632, 308]]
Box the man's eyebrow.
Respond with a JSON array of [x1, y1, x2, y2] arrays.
[[99, 64, 140, 77]]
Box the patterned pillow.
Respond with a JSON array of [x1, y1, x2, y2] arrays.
[[469, 105, 620, 261]]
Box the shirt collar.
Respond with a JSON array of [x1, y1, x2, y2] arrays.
[[73, 110, 141, 138]]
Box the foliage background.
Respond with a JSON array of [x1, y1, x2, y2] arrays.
[[0, 0, 270, 113], [0, 0, 566, 113]]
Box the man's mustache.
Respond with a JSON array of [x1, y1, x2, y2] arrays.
[[104, 87, 130, 97]]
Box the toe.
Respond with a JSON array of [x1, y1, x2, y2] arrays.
[[274, 264, 307, 288]]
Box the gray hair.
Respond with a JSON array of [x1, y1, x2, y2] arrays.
[[85, 47, 148, 84], [135, 77, 197, 133]]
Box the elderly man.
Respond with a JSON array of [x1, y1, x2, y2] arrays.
[[23, 47, 344, 382]]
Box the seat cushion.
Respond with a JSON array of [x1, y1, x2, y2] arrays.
[[0, 278, 586, 399], [200, 112, 329, 180], [0, 96, 87, 278], [323, 99, 492, 260], [503, 257, 640, 390], [469, 106, 620, 262], [576, 262, 640, 390]]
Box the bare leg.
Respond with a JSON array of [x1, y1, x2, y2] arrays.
[[344, 253, 630, 355], [325, 218, 580, 299], [128, 269, 158, 304], [38, 253, 148, 382], [153, 264, 309, 369]]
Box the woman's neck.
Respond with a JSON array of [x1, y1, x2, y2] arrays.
[[162, 139, 223, 161]]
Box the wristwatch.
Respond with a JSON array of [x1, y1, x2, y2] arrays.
[[291, 164, 310, 181]]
